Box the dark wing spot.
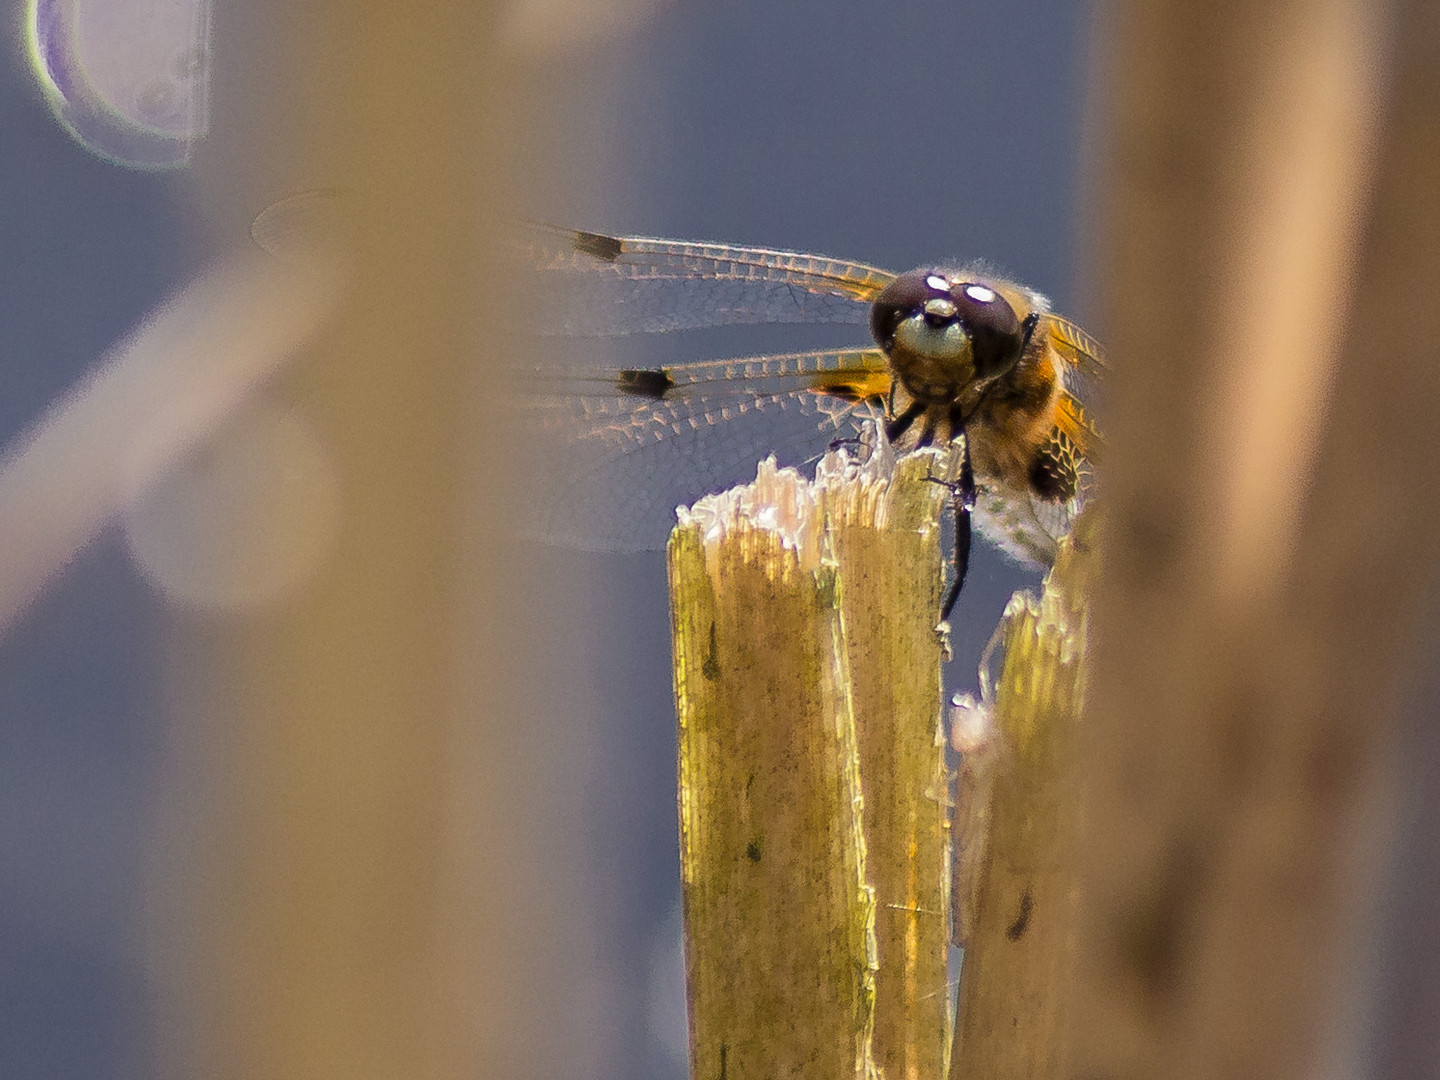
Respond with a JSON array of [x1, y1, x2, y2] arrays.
[[571, 229, 625, 262], [809, 370, 892, 409], [1027, 428, 1080, 501], [815, 382, 862, 402], [1005, 889, 1034, 941], [746, 840, 762, 863], [618, 368, 676, 399]]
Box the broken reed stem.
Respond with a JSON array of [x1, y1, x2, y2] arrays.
[[828, 451, 957, 1080], [667, 440, 956, 1080], [949, 514, 1095, 1079]]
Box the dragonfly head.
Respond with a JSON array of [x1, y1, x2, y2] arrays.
[[870, 271, 1025, 399]]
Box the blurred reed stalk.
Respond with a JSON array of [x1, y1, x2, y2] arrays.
[[157, 3, 559, 1079], [1072, 0, 1440, 1077]]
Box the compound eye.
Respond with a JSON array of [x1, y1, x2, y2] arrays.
[[869, 272, 947, 349], [950, 282, 1023, 377]]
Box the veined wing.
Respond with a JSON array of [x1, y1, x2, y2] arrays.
[[250, 194, 897, 335], [524, 223, 896, 336], [514, 347, 891, 551], [1044, 312, 1106, 462], [974, 313, 1107, 565], [1045, 313, 1106, 382]]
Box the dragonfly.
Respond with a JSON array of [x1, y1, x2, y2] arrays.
[[251, 193, 1104, 617]]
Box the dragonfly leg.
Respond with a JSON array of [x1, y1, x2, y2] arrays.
[[886, 399, 924, 443], [941, 439, 977, 621], [1017, 310, 1041, 359]]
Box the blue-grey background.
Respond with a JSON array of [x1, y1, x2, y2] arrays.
[[0, 1, 1106, 1077], [1, 36, 193, 1080]]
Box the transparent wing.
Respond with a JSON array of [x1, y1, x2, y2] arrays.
[[1045, 313, 1107, 383], [523, 223, 895, 335], [974, 484, 1080, 568], [249, 193, 1108, 562], [1044, 316, 1105, 472], [251, 195, 896, 334], [514, 348, 891, 550]]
